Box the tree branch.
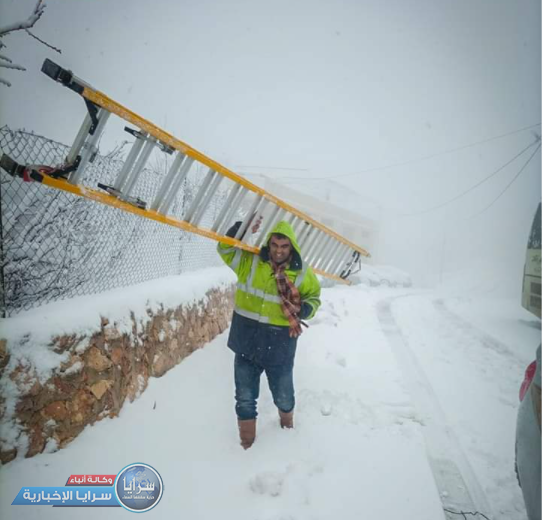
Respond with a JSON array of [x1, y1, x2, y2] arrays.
[[0, 0, 45, 38], [0, 62, 26, 71], [25, 29, 61, 54], [0, 1, 59, 86]]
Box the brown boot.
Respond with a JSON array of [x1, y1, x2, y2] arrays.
[[237, 418, 256, 449], [278, 409, 294, 429]]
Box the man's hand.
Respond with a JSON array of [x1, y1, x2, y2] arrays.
[[251, 214, 263, 234], [289, 328, 301, 338]]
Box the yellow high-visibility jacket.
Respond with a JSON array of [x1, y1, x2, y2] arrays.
[[218, 220, 321, 326]]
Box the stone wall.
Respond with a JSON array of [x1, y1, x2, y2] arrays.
[[0, 285, 234, 464]]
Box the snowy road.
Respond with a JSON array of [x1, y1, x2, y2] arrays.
[[377, 296, 490, 518], [0, 283, 539, 520], [388, 292, 536, 520]]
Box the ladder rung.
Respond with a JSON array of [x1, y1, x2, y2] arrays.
[[254, 204, 280, 246], [69, 109, 111, 185], [315, 239, 332, 270], [308, 233, 329, 266], [66, 113, 93, 165], [218, 186, 247, 235], [329, 244, 350, 275], [183, 168, 216, 223], [292, 217, 304, 238], [121, 137, 156, 198], [190, 171, 223, 227], [299, 227, 318, 258], [159, 156, 195, 214], [326, 238, 343, 270], [320, 238, 339, 271], [297, 223, 314, 250], [249, 199, 270, 245], [235, 195, 264, 241], [113, 133, 147, 193], [337, 246, 354, 274], [313, 235, 332, 269], [304, 230, 324, 263], [321, 237, 338, 269], [150, 152, 185, 211], [211, 183, 241, 232], [294, 218, 311, 247], [253, 199, 270, 230]]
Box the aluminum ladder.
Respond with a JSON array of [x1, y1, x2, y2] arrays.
[[2, 59, 371, 283]]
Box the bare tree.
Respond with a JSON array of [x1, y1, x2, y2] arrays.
[[0, 0, 61, 87]]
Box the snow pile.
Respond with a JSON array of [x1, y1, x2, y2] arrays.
[[0, 266, 235, 460], [1, 266, 236, 381]]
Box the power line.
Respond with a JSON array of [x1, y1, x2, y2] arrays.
[[468, 142, 541, 220], [281, 122, 542, 182], [400, 139, 540, 217]]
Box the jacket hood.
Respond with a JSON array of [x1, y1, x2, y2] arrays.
[[259, 220, 303, 270]]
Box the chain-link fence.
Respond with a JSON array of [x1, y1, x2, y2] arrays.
[[0, 126, 238, 317]]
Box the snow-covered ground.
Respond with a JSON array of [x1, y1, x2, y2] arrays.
[[0, 276, 540, 520]]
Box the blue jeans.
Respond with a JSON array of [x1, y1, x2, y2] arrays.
[[234, 354, 295, 420]]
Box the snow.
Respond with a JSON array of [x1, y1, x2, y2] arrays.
[[1, 278, 539, 520], [0, 266, 236, 382], [0, 266, 236, 458]]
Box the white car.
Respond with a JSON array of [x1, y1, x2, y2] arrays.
[[515, 203, 541, 520], [515, 343, 541, 520]]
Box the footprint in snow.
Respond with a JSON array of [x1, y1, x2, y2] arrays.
[[325, 351, 347, 368], [249, 471, 284, 497], [335, 355, 347, 367], [320, 401, 333, 416], [250, 463, 325, 502]]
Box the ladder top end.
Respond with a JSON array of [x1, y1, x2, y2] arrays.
[[41, 59, 83, 94], [42, 59, 69, 83]]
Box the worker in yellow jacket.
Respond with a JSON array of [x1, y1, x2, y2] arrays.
[[218, 219, 321, 449]]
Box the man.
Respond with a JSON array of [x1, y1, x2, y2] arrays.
[[218, 218, 321, 449]]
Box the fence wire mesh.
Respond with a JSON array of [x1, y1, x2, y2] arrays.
[[0, 126, 236, 317]]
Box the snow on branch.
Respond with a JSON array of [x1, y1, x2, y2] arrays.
[[1, 62, 26, 71], [0, 0, 46, 37], [0, 1, 61, 87]]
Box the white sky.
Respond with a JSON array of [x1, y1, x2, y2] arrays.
[[0, 0, 541, 291]]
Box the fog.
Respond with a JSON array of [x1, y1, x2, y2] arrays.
[[1, 0, 541, 295]]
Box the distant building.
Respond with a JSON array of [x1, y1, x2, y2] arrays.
[[240, 174, 380, 259]]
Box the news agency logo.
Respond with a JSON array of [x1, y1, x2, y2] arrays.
[[12, 463, 163, 513], [114, 463, 163, 513]]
